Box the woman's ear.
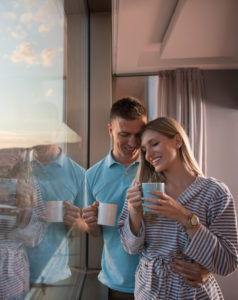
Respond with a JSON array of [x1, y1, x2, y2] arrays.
[[175, 134, 182, 149]]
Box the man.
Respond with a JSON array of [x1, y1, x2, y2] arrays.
[[26, 144, 85, 285], [82, 97, 210, 299]]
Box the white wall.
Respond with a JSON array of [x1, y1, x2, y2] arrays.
[[204, 69, 238, 300]]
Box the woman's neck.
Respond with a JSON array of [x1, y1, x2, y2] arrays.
[[163, 163, 196, 199]]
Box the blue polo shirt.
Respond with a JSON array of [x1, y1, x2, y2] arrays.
[[85, 150, 140, 293], [27, 149, 85, 283]]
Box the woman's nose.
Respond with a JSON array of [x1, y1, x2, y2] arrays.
[[145, 148, 153, 162]]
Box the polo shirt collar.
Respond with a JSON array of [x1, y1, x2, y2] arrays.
[[106, 149, 140, 168], [53, 148, 65, 167]]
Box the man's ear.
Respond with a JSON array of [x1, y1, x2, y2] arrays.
[[175, 134, 182, 149], [107, 123, 113, 137]]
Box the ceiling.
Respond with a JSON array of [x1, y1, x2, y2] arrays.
[[112, 0, 238, 75]]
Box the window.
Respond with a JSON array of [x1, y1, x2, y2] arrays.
[[0, 1, 88, 299]]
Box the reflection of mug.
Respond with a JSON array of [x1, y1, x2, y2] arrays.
[[97, 202, 118, 226], [142, 183, 165, 214], [46, 201, 65, 222]]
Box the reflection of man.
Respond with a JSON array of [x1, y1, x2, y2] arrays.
[[83, 97, 211, 299], [26, 144, 85, 285]]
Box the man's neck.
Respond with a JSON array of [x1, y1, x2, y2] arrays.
[[111, 151, 139, 168]]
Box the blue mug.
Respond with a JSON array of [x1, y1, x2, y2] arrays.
[[142, 182, 165, 214]]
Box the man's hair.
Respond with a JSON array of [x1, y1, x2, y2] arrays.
[[110, 96, 147, 122]]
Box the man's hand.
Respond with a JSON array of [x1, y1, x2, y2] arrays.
[[82, 201, 101, 236], [170, 254, 211, 287], [63, 200, 86, 231]]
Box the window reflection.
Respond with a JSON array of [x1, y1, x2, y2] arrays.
[[0, 1, 88, 299]]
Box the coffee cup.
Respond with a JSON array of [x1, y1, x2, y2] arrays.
[[142, 182, 165, 214], [97, 202, 118, 226], [46, 201, 65, 222]]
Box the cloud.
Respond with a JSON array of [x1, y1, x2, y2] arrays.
[[5, 12, 17, 20], [11, 30, 27, 40], [20, 13, 33, 23], [4, 43, 58, 68], [36, 1, 58, 22], [24, 0, 39, 9], [45, 89, 53, 97], [10, 42, 39, 65], [41, 48, 57, 67], [19, 1, 62, 32], [38, 24, 51, 33], [17, 24, 23, 30]]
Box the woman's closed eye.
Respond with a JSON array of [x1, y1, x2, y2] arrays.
[[152, 142, 159, 147]]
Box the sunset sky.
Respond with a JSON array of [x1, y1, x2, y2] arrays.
[[0, 0, 64, 128]]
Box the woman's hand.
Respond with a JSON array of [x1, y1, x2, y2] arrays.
[[144, 190, 190, 223], [16, 180, 34, 209], [16, 180, 34, 227], [126, 184, 143, 216], [126, 183, 143, 236]]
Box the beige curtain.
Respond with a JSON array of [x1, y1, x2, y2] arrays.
[[157, 68, 206, 174]]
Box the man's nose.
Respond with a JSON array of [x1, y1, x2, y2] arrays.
[[128, 135, 138, 147]]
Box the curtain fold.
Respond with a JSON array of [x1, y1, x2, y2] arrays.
[[157, 68, 206, 174]]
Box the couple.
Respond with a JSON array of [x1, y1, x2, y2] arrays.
[[83, 97, 238, 299]]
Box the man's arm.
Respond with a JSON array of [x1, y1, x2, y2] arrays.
[[170, 254, 211, 287]]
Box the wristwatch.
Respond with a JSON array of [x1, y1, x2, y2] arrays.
[[188, 214, 200, 227]]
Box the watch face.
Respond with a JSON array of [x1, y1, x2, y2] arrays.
[[191, 215, 199, 226]]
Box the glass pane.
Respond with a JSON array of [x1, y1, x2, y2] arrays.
[[0, 1, 88, 299]]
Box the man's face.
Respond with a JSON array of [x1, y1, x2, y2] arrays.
[[108, 116, 147, 163]]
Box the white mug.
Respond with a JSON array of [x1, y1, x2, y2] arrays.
[[97, 202, 118, 226], [46, 201, 65, 222]]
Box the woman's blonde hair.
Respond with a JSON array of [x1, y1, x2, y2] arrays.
[[137, 116, 203, 183]]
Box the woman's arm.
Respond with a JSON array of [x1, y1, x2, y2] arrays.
[[145, 185, 238, 276], [118, 184, 145, 255], [184, 191, 238, 276]]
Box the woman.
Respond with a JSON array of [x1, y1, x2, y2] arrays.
[[118, 117, 238, 300], [0, 148, 45, 300]]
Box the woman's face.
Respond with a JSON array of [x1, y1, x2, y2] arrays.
[[0, 148, 23, 177], [141, 129, 181, 173]]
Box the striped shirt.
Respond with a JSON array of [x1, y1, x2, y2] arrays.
[[118, 176, 238, 300], [0, 180, 45, 300]]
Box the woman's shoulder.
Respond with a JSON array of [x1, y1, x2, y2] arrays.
[[198, 176, 232, 198]]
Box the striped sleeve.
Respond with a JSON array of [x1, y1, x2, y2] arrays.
[[118, 197, 145, 255], [185, 188, 238, 276], [11, 180, 46, 247]]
